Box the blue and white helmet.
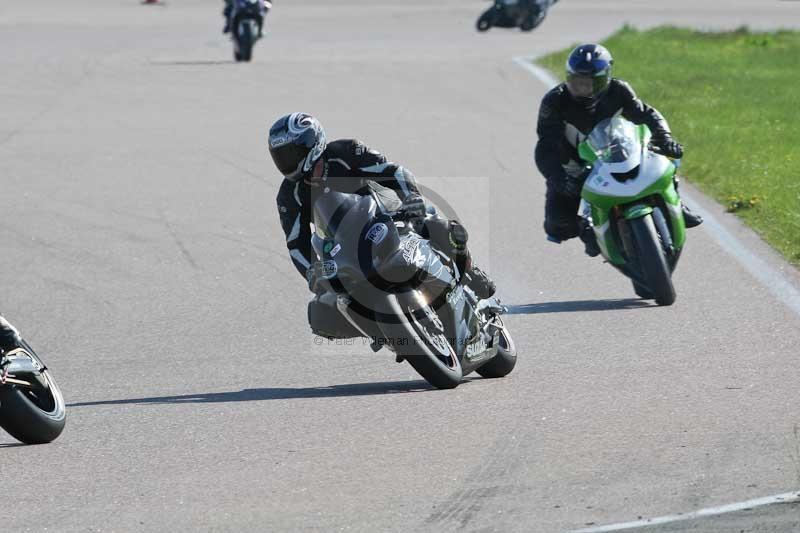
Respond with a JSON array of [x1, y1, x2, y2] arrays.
[[268, 113, 327, 182], [565, 44, 614, 105]]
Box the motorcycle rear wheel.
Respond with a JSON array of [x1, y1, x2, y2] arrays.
[[476, 12, 493, 31]]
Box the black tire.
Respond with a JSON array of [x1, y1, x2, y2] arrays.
[[476, 318, 517, 378], [0, 350, 66, 444], [630, 215, 676, 306], [632, 280, 654, 300], [378, 293, 462, 389], [476, 12, 493, 31], [236, 21, 254, 62]]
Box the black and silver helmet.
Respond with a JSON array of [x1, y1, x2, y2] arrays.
[[268, 113, 327, 182]]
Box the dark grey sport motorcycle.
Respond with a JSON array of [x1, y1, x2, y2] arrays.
[[476, 0, 558, 32], [0, 341, 65, 444], [310, 189, 517, 390]]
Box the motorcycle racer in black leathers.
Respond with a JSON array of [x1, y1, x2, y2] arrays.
[[270, 113, 495, 338], [222, 0, 271, 35], [535, 43, 702, 256]]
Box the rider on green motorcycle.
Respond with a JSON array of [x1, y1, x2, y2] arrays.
[[535, 43, 702, 256]]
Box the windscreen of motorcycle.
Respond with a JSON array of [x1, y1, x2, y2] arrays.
[[587, 117, 641, 168], [312, 192, 365, 246]]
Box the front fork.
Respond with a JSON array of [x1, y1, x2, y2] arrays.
[[0, 349, 39, 388]]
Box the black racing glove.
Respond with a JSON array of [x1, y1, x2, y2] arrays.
[[553, 167, 590, 198], [652, 136, 684, 159], [400, 193, 427, 219]]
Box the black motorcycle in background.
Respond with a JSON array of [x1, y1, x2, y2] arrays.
[[0, 340, 65, 444], [476, 0, 558, 32], [230, 0, 271, 62], [309, 189, 517, 390]]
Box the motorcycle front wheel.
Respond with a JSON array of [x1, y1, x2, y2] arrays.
[[234, 20, 255, 62], [630, 215, 676, 306], [379, 292, 462, 390], [520, 10, 545, 31], [0, 345, 66, 444]]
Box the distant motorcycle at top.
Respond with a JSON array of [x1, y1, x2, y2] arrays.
[[228, 0, 271, 62], [476, 0, 558, 32]]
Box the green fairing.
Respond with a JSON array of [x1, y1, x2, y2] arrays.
[[624, 204, 653, 219], [591, 206, 626, 264], [581, 164, 676, 210], [663, 180, 686, 249], [578, 141, 597, 163], [637, 124, 650, 145], [585, 162, 686, 265]]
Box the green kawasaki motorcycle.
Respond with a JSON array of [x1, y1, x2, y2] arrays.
[[578, 116, 686, 306]]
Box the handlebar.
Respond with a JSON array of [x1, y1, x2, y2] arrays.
[[386, 210, 419, 223], [647, 143, 681, 168]]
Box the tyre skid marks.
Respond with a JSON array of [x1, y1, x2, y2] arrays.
[[425, 433, 528, 529]]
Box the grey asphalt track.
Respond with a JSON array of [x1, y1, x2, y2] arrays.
[[2, 1, 800, 531]]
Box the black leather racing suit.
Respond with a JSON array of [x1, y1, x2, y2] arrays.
[[0, 315, 22, 352], [276, 139, 427, 278], [535, 78, 673, 240], [276, 139, 462, 337]]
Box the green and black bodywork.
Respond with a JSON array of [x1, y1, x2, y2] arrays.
[[578, 116, 686, 305]]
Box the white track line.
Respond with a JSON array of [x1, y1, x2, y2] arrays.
[[570, 491, 800, 532], [512, 55, 559, 87], [512, 54, 800, 317]]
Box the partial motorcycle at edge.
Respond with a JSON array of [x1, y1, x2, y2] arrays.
[[0, 340, 65, 444]]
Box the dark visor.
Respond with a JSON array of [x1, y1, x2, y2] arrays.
[[270, 143, 308, 176], [566, 73, 609, 98]]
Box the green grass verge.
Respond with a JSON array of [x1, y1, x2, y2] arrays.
[[537, 26, 800, 265]]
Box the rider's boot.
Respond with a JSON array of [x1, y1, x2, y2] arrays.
[[579, 220, 601, 257], [673, 176, 703, 228], [681, 204, 703, 228], [449, 221, 496, 299]]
